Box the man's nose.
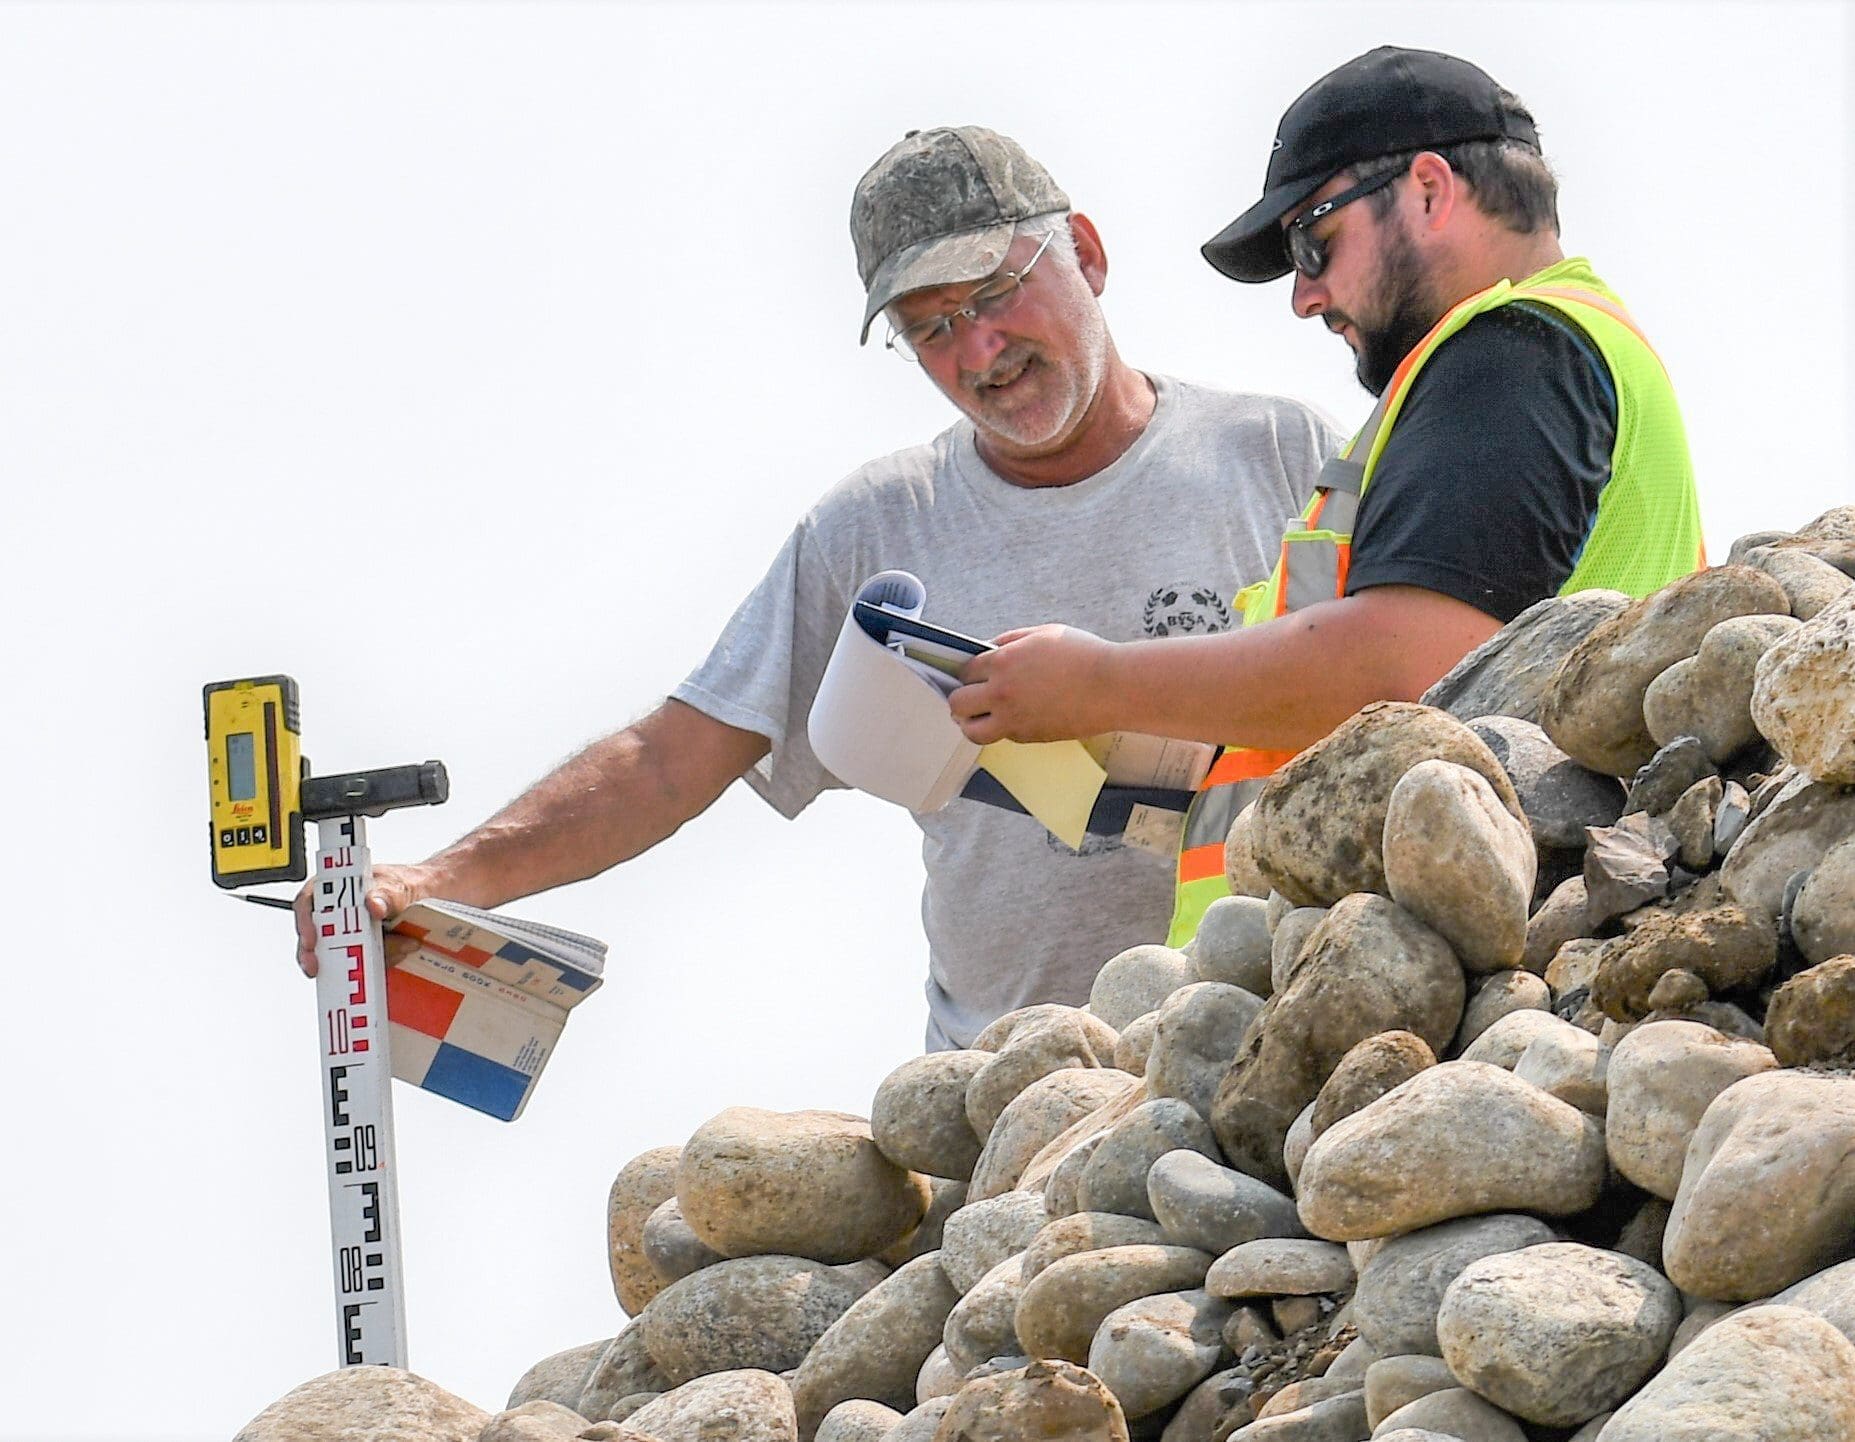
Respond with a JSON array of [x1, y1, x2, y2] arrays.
[[1291, 268, 1326, 320], [953, 315, 1009, 372]]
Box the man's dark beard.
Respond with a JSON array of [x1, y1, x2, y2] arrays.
[[1353, 224, 1438, 397]]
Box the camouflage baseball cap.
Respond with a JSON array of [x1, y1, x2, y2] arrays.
[[851, 126, 1069, 344]]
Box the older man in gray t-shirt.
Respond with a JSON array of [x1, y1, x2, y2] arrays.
[[680, 374, 1332, 1046], [291, 126, 1337, 1049]]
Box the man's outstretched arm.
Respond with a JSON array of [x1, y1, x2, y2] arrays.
[[949, 584, 1501, 753], [292, 699, 769, 975]]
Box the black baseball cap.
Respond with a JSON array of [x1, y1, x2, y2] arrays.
[[1202, 46, 1540, 284]]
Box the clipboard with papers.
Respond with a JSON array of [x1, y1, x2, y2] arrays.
[[809, 571, 1215, 855]]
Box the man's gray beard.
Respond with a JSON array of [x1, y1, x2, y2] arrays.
[[967, 308, 1109, 451]]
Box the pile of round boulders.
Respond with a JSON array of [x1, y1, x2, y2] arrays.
[[236, 508, 1855, 1442]]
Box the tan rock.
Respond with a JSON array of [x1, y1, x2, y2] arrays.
[[1665, 1070, 1855, 1299], [1383, 759, 1536, 971], [609, 1147, 682, 1315], [966, 1006, 1121, 1138], [1296, 1062, 1606, 1241], [678, 1109, 929, 1264], [1540, 565, 1790, 776], [1014, 1244, 1212, 1364], [623, 1370, 797, 1442], [871, 1051, 988, 1181], [1599, 1305, 1855, 1441], [932, 1359, 1128, 1441], [234, 1367, 488, 1442]]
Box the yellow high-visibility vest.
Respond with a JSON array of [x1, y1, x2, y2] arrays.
[[1167, 257, 1704, 947]]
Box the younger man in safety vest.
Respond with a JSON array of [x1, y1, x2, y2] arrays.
[[949, 47, 1704, 943]]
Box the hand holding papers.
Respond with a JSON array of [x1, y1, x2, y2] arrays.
[[807, 572, 1214, 853]]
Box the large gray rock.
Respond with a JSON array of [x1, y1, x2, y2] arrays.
[[1352, 1213, 1556, 1358], [790, 1254, 961, 1438], [478, 1401, 592, 1442], [1435, 1242, 1680, 1425], [234, 1368, 488, 1442], [1014, 1245, 1213, 1364], [1598, 1305, 1855, 1441], [1372, 1389, 1526, 1441], [1458, 1007, 1576, 1070], [1664, 1070, 1855, 1299], [1643, 613, 1802, 762], [887, 1399, 951, 1441], [967, 1068, 1136, 1201], [871, 1051, 988, 1181], [1087, 1289, 1231, 1420], [1211, 894, 1465, 1189], [577, 1325, 672, 1421], [1361, 1355, 1458, 1429], [815, 1402, 904, 1442], [642, 1197, 723, 1285], [1540, 565, 1790, 776], [1147, 1149, 1303, 1256], [641, 1255, 871, 1386], [678, 1109, 930, 1265], [1422, 590, 1630, 725], [1296, 1062, 1607, 1241], [1164, 1366, 1255, 1441], [1793, 836, 1855, 963], [967, 1006, 1122, 1138], [1090, 945, 1198, 1032], [1383, 760, 1536, 972], [943, 1252, 1028, 1374], [939, 1192, 1049, 1295], [1192, 895, 1275, 995], [1219, 1389, 1369, 1440], [1603, 1020, 1777, 1199], [1511, 1024, 1607, 1116], [1206, 1238, 1353, 1297], [1452, 971, 1551, 1056], [1250, 702, 1525, 906], [1468, 714, 1625, 849], [1752, 591, 1855, 783], [1018, 1212, 1172, 1284], [1270, 907, 1329, 993], [1076, 1099, 1221, 1220], [508, 1339, 607, 1410], [1720, 773, 1855, 924], [623, 1370, 797, 1442], [1742, 542, 1855, 619], [609, 1147, 683, 1317], [1772, 1258, 1855, 1345], [1145, 983, 1266, 1121]]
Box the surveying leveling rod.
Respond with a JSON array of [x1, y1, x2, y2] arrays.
[[304, 764, 447, 1368], [204, 675, 447, 1369]]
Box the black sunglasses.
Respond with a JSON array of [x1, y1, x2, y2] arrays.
[[1283, 166, 1406, 279]]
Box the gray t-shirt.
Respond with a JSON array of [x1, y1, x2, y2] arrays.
[[676, 374, 1340, 1048]]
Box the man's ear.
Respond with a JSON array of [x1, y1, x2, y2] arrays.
[[1068, 212, 1108, 296], [1406, 152, 1458, 232]]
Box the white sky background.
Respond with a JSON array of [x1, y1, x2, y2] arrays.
[[0, 2, 1847, 1436]]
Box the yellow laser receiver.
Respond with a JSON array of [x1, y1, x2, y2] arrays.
[[205, 675, 306, 888]]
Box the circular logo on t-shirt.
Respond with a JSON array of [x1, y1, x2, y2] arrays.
[[1142, 583, 1233, 637]]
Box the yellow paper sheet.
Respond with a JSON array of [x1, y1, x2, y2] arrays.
[[976, 738, 1108, 851]]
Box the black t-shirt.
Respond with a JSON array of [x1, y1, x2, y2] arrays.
[[1343, 301, 1618, 623]]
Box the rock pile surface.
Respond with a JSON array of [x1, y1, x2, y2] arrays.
[[237, 509, 1855, 1442]]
